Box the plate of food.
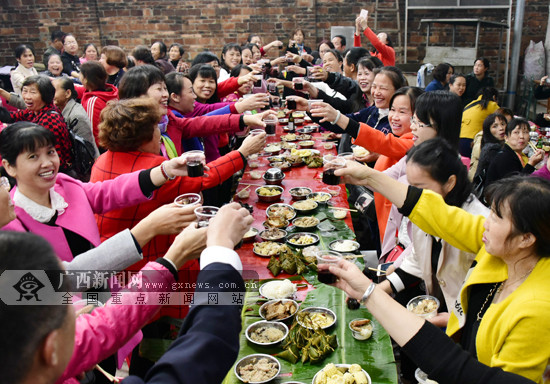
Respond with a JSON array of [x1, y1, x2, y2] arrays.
[[299, 140, 315, 148], [289, 187, 313, 201], [256, 186, 283, 203], [307, 192, 332, 205], [234, 354, 281, 384], [266, 203, 296, 221], [245, 321, 289, 346], [292, 216, 320, 230], [259, 299, 299, 321], [292, 199, 318, 214], [328, 239, 360, 253], [312, 363, 371, 384], [263, 216, 289, 229], [296, 307, 336, 330], [281, 133, 297, 142], [242, 227, 259, 242], [259, 279, 297, 299], [253, 241, 283, 257], [259, 228, 287, 242], [264, 143, 282, 154], [286, 232, 319, 248]]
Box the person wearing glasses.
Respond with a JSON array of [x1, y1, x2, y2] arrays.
[[61, 34, 82, 79]]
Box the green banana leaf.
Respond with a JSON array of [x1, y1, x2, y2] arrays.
[[223, 283, 398, 384]]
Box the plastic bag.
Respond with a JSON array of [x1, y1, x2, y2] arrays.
[[524, 40, 546, 80]]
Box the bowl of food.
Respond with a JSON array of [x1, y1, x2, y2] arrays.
[[299, 140, 315, 149], [264, 216, 289, 229], [307, 192, 331, 205], [243, 227, 259, 242], [330, 209, 347, 220], [289, 187, 313, 201], [260, 279, 297, 299], [292, 216, 320, 231], [269, 161, 291, 170], [263, 168, 286, 186], [266, 203, 296, 221], [264, 143, 282, 154], [279, 117, 289, 124], [329, 239, 360, 253], [286, 232, 319, 248], [267, 156, 285, 163], [248, 160, 261, 168], [297, 126, 316, 134], [292, 199, 318, 214], [281, 133, 297, 142], [296, 307, 336, 330], [351, 145, 370, 160], [245, 321, 289, 346], [253, 241, 283, 257], [234, 354, 281, 384], [323, 142, 334, 150], [256, 186, 284, 203], [259, 299, 299, 322], [349, 319, 374, 341], [259, 228, 287, 242], [236, 188, 250, 199], [292, 111, 305, 119], [407, 295, 440, 319], [295, 134, 312, 141], [312, 363, 371, 384]]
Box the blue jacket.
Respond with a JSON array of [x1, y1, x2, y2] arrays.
[[122, 263, 244, 384], [424, 79, 444, 92]]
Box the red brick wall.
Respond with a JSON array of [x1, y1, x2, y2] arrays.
[[0, 0, 547, 76]]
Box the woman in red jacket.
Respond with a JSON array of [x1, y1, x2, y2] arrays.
[[79, 60, 119, 148], [354, 12, 396, 66]]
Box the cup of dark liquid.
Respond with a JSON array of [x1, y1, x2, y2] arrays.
[[186, 150, 205, 178], [292, 77, 304, 91], [194, 205, 219, 227], [253, 74, 263, 88], [322, 154, 346, 185], [263, 116, 277, 136], [286, 99, 297, 110], [316, 251, 343, 284]]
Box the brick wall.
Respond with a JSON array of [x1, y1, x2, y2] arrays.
[[0, 0, 547, 80]]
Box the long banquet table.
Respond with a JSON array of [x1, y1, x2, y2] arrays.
[[224, 121, 398, 384]]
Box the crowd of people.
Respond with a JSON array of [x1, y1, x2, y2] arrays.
[[1, 8, 550, 384]]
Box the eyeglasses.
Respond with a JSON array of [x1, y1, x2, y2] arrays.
[[410, 116, 432, 129], [0, 177, 10, 191]]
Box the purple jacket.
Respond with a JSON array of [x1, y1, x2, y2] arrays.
[[3, 171, 150, 262]]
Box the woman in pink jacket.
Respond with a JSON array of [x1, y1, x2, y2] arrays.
[[0, 121, 195, 262]]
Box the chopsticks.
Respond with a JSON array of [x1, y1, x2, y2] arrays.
[[368, 267, 387, 275], [239, 183, 264, 187], [528, 142, 538, 152], [239, 185, 252, 192], [329, 207, 358, 212]]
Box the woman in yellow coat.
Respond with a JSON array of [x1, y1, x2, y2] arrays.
[[459, 87, 499, 158], [333, 160, 550, 384]]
